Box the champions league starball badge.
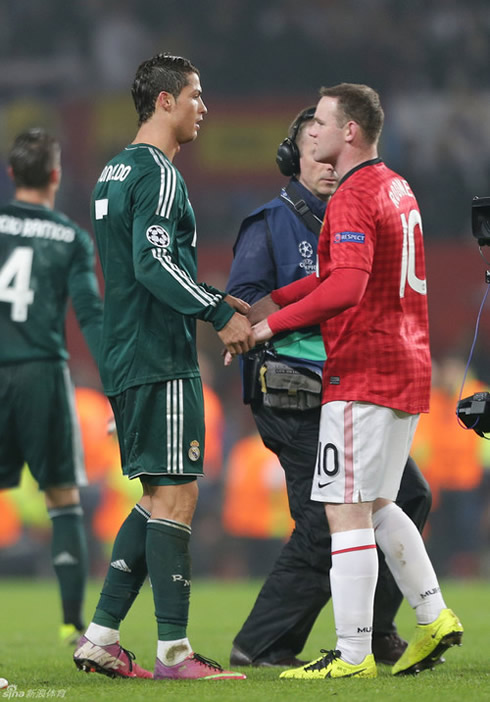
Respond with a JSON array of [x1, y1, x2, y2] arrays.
[[299, 240, 313, 258], [146, 224, 170, 248]]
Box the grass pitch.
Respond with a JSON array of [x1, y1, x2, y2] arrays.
[[0, 578, 488, 701]]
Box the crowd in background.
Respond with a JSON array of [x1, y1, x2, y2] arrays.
[[1, 0, 490, 242], [1, 0, 490, 580], [0, 1, 490, 242], [1, 1, 489, 95]]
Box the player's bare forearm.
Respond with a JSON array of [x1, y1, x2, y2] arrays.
[[223, 294, 250, 316], [247, 294, 280, 325]]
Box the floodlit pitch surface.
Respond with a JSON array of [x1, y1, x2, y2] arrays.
[[0, 578, 488, 701]]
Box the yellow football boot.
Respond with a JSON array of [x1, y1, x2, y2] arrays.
[[392, 608, 463, 675], [280, 649, 377, 679]]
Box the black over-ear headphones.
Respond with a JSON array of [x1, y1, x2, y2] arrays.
[[275, 106, 316, 177]]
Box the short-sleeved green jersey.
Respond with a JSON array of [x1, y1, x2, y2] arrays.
[[0, 201, 102, 365], [91, 143, 234, 396]]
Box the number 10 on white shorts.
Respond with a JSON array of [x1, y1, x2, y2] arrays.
[[312, 401, 419, 505]]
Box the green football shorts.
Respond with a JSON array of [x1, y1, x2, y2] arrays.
[[109, 377, 205, 484], [0, 360, 86, 490]]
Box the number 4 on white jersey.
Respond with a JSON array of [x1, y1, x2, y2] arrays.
[[0, 246, 35, 322]]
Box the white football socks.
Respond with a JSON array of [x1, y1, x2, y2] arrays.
[[373, 502, 446, 624], [84, 624, 193, 666], [157, 637, 192, 665], [330, 528, 378, 665], [85, 622, 119, 645]]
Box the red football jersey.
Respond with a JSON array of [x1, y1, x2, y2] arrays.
[[269, 160, 431, 413]]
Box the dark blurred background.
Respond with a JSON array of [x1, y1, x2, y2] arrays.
[[0, 0, 489, 581]]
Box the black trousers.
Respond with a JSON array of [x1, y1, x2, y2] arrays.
[[233, 403, 432, 663]]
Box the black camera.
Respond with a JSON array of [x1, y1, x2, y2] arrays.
[[471, 196, 490, 246], [456, 199, 490, 437], [456, 392, 490, 437]]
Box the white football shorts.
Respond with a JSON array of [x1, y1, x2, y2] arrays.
[[311, 401, 419, 504]]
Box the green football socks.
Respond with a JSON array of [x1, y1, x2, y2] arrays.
[[49, 503, 88, 630], [146, 517, 192, 641], [93, 504, 150, 629]]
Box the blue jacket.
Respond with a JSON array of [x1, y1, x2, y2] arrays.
[[227, 177, 326, 375]]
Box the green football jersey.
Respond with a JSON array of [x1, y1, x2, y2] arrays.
[[0, 200, 102, 365], [91, 143, 234, 395]]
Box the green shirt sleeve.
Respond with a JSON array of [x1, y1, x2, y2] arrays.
[[68, 228, 103, 362], [131, 170, 234, 330]]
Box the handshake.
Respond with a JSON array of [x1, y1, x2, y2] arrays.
[[219, 293, 279, 366]]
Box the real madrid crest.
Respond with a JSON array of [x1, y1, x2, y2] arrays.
[[188, 440, 200, 461]]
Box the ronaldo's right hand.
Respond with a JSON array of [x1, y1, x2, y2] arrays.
[[217, 312, 255, 358]]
